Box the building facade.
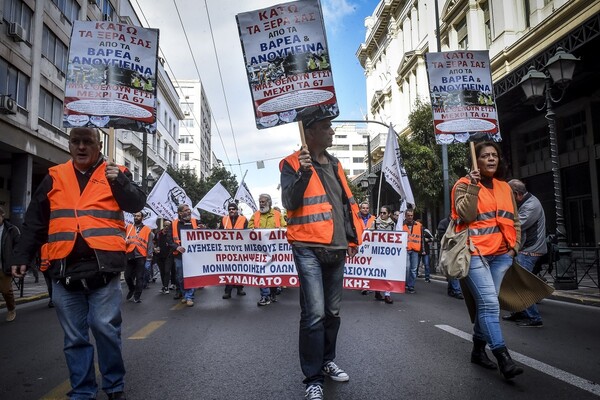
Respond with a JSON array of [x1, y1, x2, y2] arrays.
[[0, 0, 183, 225], [357, 0, 600, 246], [175, 79, 212, 180]]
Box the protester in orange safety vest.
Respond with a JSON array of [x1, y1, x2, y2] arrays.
[[357, 201, 375, 229], [125, 212, 154, 303], [280, 108, 363, 399], [403, 209, 422, 294], [248, 193, 286, 306], [167, 204, 204, 307], [451, 141, 522, 381], [219, 202, 248, 299], [11, 127, 146, 399]]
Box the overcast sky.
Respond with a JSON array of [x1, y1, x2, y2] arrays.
[[131, 0, 379, 212]]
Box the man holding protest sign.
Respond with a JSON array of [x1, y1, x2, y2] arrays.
[[280, 108, 363, 400], [168, 204, 204, 307]]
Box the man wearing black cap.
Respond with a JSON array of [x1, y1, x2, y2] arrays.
[[280, 113, 364, 400], [219, 202, 248, 299]]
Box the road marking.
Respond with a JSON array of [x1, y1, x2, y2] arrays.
[[171, 302, 186, 310], [128, 320, 166, 340], [436, 324, 600, 397]]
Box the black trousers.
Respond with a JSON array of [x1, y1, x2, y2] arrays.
[[125, 257, 145, 300]]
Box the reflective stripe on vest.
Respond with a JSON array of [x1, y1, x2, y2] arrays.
[[47, 160, 126, 260], [451, 177, 517, 255], [126, 224, 152, 257], [172, 219, 199, 255], [279, 151, 364, 246]]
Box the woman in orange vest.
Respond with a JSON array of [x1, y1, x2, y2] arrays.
[[451, 141, 522, 380]]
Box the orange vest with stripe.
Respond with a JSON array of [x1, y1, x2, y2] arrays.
[[172, 218, 199, 255], [451, 177, 517, 255], [221, 215, 247, 229], [252, 209, 282, 228], [39, 244, 50, 272], [126, 223, 152, 257], [403, 222, 422, 252], [360, 215, 376, 229], [279, 151, 363, 247], [47, 161, 126, 260]]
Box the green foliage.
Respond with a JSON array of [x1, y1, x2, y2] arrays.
[[166, 166, 239, 228], [402, 99, 469, 211]]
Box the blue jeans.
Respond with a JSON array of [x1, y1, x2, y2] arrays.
[[292, 246, 346, 386], [405, 250, 420, 289], [174, 257, 195, 300], [52, 276, 125, 399], [420, 254, 431, 279], [464, 253, 512, 350], [448, 278, 462, 294], [516, 253, 543, 322]]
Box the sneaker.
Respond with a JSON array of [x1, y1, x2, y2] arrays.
[[237, 288, 246, 296], [222, 292, 232, 299], [257, 296, 271, 306], [453, 292, 464, 300], [517, 319, 543, 328], [269, 294, 278, 303], [406, 287, 415, 294], [305, 384, 323, 400], [502, 312, 527, 322], [275, 287, 282, 295], [374, 291, 384, 301], [361, 290, 370, 295], [384, 295, 393, 304], [181, 298, 187, 304], [164, 288, 170, 294], [48, 300, 54, 308], [107, 390, 126, 400], [186, 299, 194, 307], [133, 298, 142, 304], [425, 277, 431, 283], [322, 361, 349, 382], [169, 284, 177, 290], [6, 310, 16, 322], [126, 290, 134, 301]]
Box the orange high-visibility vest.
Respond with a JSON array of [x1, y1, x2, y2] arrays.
[[451, 177, 517, 255], [360, 215, 376, 229], [279, 151, 363, 247], [252, 209, 282, 228], [403, 222, 422, 252], [172, 218, 199, 255], [221, 215, 247, 229], [47, 161, 126, 260], [39, 244, 50, 272], [125, 224, 152, 257]]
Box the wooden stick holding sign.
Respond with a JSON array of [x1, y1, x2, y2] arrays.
[[107, 127, 116, 162], [470, 141, 477, 171], [298, 120, 307, 149]]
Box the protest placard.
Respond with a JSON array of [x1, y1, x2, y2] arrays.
[[236, 0, 338, 129], [63, 21, 159, 132], [181, 229, 407, 293], [425, 50, 501, 144]]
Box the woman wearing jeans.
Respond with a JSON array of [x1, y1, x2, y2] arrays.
[[451, 141, 523, 380]]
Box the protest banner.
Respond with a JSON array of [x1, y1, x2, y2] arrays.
[[382, 125, 415, 212], [234, 171, 258, 212], [124, 205, 159, 229], [181, 229, 407, 293], [425, 50, 501, 144], [63, 21, 159, 132], [236, 0, 338, 129]]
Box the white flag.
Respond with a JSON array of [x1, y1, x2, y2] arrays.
[[234, 172, 258, 212], [194, 181, 233, 217], [146, 172, 198, 221], [124, 205, 159, 229], [394, 200, 407, 231], [382, 126, 415, 208]]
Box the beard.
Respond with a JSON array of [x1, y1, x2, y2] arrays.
[[259, 205, 270, 213]]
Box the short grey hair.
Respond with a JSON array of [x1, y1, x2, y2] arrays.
[[508, 179, 527, 195], [258, 193, 272, 207]]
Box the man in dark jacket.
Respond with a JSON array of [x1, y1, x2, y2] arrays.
[[11, 127, 145, 400], [0, 206, 20, 322]]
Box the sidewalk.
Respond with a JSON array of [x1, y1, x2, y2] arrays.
[[1, 271, 599, 309]]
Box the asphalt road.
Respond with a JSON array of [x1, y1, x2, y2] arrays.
[[1, 279, 599, 400]]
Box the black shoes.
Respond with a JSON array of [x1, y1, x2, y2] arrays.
[[374, 291, 384, 301], [126, 291, 134, 301], [448, 291, 464, 299], [107, 391, 126, 400], [384, 295, 393, 304], [222, 291, 232, 299], [237, 288, 246, 296], [492, 347, 524, 380], [517, 319, 543, 328], [471, 338, 497, 370], [502, 312, 527, 322]]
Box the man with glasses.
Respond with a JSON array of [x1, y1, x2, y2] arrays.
[[219, 202, 248, 299]]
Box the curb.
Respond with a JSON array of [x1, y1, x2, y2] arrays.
[[1, 293, 49, 309], [548, 292, 600, 307]]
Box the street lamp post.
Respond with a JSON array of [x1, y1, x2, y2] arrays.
[[519, 47, 579, 289]]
